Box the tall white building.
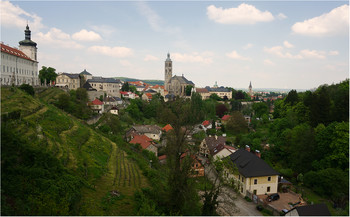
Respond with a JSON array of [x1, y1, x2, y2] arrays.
[[1, 25, 39, 86]]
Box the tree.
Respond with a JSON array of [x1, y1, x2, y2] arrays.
[[121, 82, 130, 91], [226, 111, 248, 134], [185, 85, 193, 96], [252, 102, 268, 118], [215, 104, 228, 118], [209, 93, 222, 101], [285, 89, 299, 106], [76, 88, 88, 103], [19, 83, 35, 96], [39, 66, 57, 85], [57, 93, 71, 110]]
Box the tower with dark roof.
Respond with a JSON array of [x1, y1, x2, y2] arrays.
[[19, 25, 38, 62], [249, 81, 253, 95]]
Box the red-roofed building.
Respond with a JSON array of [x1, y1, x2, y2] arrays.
[[221, 115, 232, 124], [201, 120, 212, 130], [1, 25, 39, 86], [88, 98, 104, 113], [129, 134, 157, 156], [120, 91, 136, 99], [162, 124, 173, 132], [142, 92, 153, 101], [158, 155, 167, 164], [180, 152, 204, 177]]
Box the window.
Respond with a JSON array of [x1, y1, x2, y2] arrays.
[[254, 179, 257, 185], [242, 177, 244, 182], [267, 186, 270, 192], [268, 177, 271, 181], [241, 187, 243, 193], [253, 190, 257, 195]]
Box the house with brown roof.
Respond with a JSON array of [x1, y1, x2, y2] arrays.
[[196, 88, 210, 100], [129, 134, 157, 156], [180, 152, 204, 177], [200, 135, 235, 159]]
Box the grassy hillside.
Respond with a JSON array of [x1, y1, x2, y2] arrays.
[[1, 87, 148, 215], [115, 77, 164, 86]]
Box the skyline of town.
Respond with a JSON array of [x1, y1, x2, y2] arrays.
[[1, 1, 348, 89]]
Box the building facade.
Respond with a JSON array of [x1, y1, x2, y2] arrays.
[[87, 77, 121, 97], [55, 73, 81, 90], [164, 53, 194, 97], [1, 25, 39, 86]]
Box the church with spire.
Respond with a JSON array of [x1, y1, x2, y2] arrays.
[[1, 25, 39, 86], [164, 53, 194, 97], [248, 81, 253, 95]]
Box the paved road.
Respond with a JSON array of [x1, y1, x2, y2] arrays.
[[201, 158, 262, 216]]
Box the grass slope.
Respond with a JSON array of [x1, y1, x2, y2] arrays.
[[1, 87, 148, 215]]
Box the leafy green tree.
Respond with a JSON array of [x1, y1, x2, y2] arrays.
[[57, 93, 71, 110], [185, 85, 193, 96], [216, 104, 228, 118], [210, 93, 222, 101], [252, 102, 268, 118], [39, 66, 57, 85], [226, 111, 248, 134], [284, 89, 299, 106], [121, 82, 130, 91], [19, 83, 35, 96], [76, 88, 88, 103]]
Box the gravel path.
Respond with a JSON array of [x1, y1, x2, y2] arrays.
[[202, 159, 262, 216]]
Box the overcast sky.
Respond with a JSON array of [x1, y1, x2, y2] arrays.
[[1, 1, 349, 89]]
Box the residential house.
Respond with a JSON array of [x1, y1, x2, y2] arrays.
[[88, 98, 104, 114], [150, 85, 165, 96], [285, 204, 331, 216], [225, 149, 279, 197], [56, 72, 81, 90], [109, 106, 119, 115], [180, 152, 204, 177], [196, 88, 210, 100], [221, 115, 231, 124], [162, 124, 173, 133], [142, 92, 153, 101], [87, 76, 121, 97], [126, 125, 162, 141], [158, 155, 167, 164], [201, 120, 212, 131], [199, 135, 235, 159], [120, 91, 136, 99], [129, 134, 158, 156], [104, 96, 118, 106]]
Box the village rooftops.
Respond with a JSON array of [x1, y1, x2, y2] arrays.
[[228, 149, 279, 178], [162, 124, 173, 132], [288, 204, 331, 216], [169, 75, 194, 85], [129, 134, 153, 149], [90, 98, 103, 105], [205, 136, 226, 156], [221, 115, 231, 121], [131, 125, 161, 134], [60, 72, 80, 79]]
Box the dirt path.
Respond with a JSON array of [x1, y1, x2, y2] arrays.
[[203, 162, 262, 216]]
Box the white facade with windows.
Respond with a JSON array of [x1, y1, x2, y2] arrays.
[[0, 25, 39, 86]]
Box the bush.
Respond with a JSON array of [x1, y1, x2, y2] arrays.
[[19, 84, 34, 96]]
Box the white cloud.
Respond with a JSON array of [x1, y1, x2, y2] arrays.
[[144, 55, 159, 61], [0, 1, 44, 31], [329, 50, 339, 56], [90, 25, 117, 37], [291, 4, 349, 37], [283, 41, 294, 48], [72, 29, 102, 41], [88, 45, 133, 58], [299, 49, 326, 59], [264, 45, 327, 59], [172, 52, 213, 64], [137, 1, 180, 34], [243, 43, 254, 50], [264, 59, 275, 66], [226, 50, 251, 61], [207, 3, 274, 24], [277, 13, 287, 20], [35, 28, 83, 49]]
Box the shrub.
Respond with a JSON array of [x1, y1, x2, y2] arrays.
[[19, 84, 34, 96]]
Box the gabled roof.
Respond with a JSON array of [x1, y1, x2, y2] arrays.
[[169, 75, 194, 85], [228, 149, 279, 178], [196, 88, 209, 93], [162, 124, 173, 132], [294, 204, 331, 216], [0, 43, 34, 61], [87, 77, 121, 83], [91, 98, 103, 105], [60, 73, 80, 79], [205, 136, 226, 156], [202, 120, 211, 127], [129, 134, 153, 149], [132, 125, 161, 134], [145, 93, 153, 99], [221, 115, 231, 121], [110, 106, 119, 110]]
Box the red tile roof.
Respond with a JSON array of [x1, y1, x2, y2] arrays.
[[158, 155, 167, 160], [129, 134, 153, 149], [202, 120, 210, 127], [91, 98, 103, 105], [162, 124, 173, 132], [221, 115, 231, 121], [0, 43, 33, 61], [196, 88, 209, 93], [145, 93, 153, 99]]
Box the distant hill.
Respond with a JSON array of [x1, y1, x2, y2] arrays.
[[115, 77, 164, 86]]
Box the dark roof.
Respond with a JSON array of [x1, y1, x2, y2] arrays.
[[165, 93, 176, 99], [112, 96, 122, 101], [82, 82, 96, 91], [80, 69, 92, 75], [295, 204, 331, 216], [170, 75, 194, 85], [228, 149, 279, 178], [87, 77, 121, 83], [144, 89, 157, 93], [206, 87, 231, 92], [205, 136, 226, 156], [61, 73, 80, 79]]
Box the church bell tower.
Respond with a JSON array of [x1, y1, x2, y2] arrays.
[[164, 53, 172, 91], [19, 24, 38, 61]]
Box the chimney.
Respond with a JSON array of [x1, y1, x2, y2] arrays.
[[255, 150, 261, 158], [245, 145, 250, 152]]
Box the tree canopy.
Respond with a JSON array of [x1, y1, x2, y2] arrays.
[[39, 66, 57, 85]]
